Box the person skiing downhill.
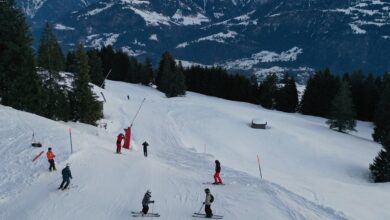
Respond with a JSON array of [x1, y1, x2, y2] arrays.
[[141, 190, 154, 215], [58, 163, 72, 190], [142, 141, 149, 157], [213, 160, 223, 184], [46, 147, 56, 171], [116, 133, 125, 154], [203, 188, 214, 218]]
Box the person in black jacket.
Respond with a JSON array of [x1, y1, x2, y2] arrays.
[[213, 160, 223, 184], [141, 190, 154, 215], [142, 141, 149, 157], [58, 163, 72, 190]]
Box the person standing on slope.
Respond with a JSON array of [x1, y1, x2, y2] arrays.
[[47, 147, 56, 171], [116, 133, 125, 154], [58, 163, 72, 190], [213, 160, 223, 184], [142, 141, 149, 157], [203, 188, 214, 218], [141, 190, 154, 215]]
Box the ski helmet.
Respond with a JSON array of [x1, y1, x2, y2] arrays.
[[66, 163, 70, 167], [204, 188, 210, 193], [48, 147, 52, 151], [146, 190, 151, 195]]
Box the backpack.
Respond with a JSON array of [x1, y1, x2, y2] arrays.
[[210, 194, 214, 203]]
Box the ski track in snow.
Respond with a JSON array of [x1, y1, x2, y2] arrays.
[[0, 81, 386, 219]]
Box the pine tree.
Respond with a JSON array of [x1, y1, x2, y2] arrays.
[[66, 51, 77, 73], [156, 52, 186, 97], [70, 43, 103, 125], [370, 134, 390, 182], [0, 0, 45, 114], [37, 22, 69, 120], [258, 73, 278, 109], [275, 75, 299, 113], [87, 49, 105, 87], [37, 22, 65, 72], [326, 81, 356, 132], [300, 68, 340, 117], [373, 74, 390, 143], [140, 57, 154, 85]]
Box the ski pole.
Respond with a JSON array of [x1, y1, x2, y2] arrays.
[[197, 203, 204, 214], [150, 202, 154, 220]]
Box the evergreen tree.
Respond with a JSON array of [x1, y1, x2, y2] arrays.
[[37, 22, 65, 72], [110, 50, 129, 81], [373, 74, 390, 143], [70, 43, 103, 125], [0, 0, 44, 114], [87, 49, 105, 87], [300, 68, 340, 117], [370, 134, 390, 182], [326, 81, 356, 132], [37, 22, 69, 120], [275, 75, 299, 113], [156, 52, 186, 97], [100, 45, 115, 77], [258, 73, 278, 109], [66, 51, 77, 73], [140, 57, 154, 85]]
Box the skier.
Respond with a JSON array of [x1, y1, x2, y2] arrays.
[[213, 160, 223, 184], [142, 141, 149, 157], [116, 133, 125, 154], [46, 147, 56, 171], [203, 188, 214, 218], [141, 190, 155, 215], [58, 163, 72, 190]]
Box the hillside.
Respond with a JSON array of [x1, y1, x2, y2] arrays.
[[17, 0, 390, 75], [0, 80, 388, 220]]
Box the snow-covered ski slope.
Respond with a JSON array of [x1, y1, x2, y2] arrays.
[[0, 80, 388, 220]]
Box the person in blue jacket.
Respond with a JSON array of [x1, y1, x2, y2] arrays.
[[58, 163, 72, 190]]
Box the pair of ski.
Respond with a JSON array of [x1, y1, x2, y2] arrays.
[[131, 211, 160, 218], [193, 213, 223, 219]]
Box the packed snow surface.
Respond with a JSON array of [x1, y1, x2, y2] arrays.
[[0, 81, 388, 220]]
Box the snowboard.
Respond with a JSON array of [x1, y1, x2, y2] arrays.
[[193, 213, 223, 219], [131, 211, 160, 217]]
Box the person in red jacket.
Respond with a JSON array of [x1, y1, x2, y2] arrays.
[[213, 160, 222, 184], [116, 133, 125, 154], [47, 147, 56, 171]]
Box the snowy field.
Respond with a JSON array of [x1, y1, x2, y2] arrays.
[[0, 80, 388, 220]]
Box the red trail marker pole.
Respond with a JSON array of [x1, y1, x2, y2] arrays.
[[32, 151, 44, 162]]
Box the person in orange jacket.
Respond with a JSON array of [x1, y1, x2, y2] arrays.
[[47, 147, 56, 171]]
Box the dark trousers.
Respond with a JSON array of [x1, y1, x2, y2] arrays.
[[116, 143, 121, 153], [60, 178, 70, 189], [205, 205, 212, 217], [48, 159, 56, 171], [143, 147, 147, 157], [142, 205, 149, 214]]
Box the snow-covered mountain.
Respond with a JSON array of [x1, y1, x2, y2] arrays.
[[18, 0, 390, 75], [0, 80, 388, 219]]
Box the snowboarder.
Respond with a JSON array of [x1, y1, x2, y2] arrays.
[[203, 188, 214, 218], [46, 147, 56, 171], [142, 141, 149, 157], [141, 190, 155, 215], [213, 160, 223, 184], [116, 133, 125, 154], [58, 163, 72, 190]]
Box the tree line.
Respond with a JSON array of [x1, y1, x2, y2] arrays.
[[1, 1, 102, 125]]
